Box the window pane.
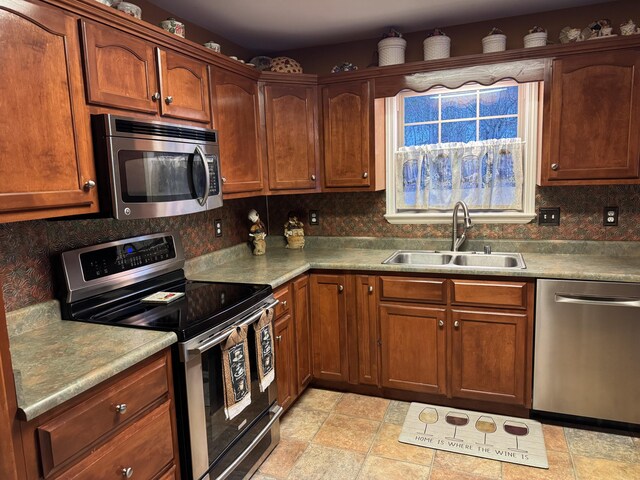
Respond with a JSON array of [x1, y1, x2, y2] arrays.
[[479, 86, 518, 116], [405, 124, 438, 146], [404, 95, 438, 123], [441, 120, 476, 143], [441, 91, 476, 120], [479, 117, 518, 140]]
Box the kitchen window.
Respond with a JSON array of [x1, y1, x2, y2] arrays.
[[385, 80, 541, 224]]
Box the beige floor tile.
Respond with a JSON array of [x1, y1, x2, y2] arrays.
[[384, 400, 411, 425], [429, 469, 497, 480], [287, 443, 365, 480], [542, 424, 569, 452], [565, 427, 639, 463], [280, 405, 329, 442], [250, 474, 278, 480], [357, 455, 430, 480], [294, 388, 343, 412], [370, 422, 434, 465], [334, 393, 391, 421], [433, 450, 502, 478], [502, 449, 574, 480], [258, 439, 308, 478], [573, 455, 640, 480], [313, 413, 380, 453]]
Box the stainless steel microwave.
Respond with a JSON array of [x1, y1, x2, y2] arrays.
[[92, 114, 222, 220]]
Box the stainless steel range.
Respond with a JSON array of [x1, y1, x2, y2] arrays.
[[59, 232, 281, 480]]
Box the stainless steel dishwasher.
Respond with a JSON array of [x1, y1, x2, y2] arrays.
[[533, 279, 640, 424]]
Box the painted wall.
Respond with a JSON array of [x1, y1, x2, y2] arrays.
[[275, 0, 640, 74]]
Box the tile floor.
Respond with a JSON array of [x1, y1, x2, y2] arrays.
[[252, 388, 640, 480]]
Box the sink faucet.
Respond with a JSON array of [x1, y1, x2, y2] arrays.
[[451, 201, 472, 251]]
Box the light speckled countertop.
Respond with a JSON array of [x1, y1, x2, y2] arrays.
[[187, 238, 640, 287], [7, 302, 176, 421]]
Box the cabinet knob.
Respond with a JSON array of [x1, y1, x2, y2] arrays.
[[151, 92, 160, 101], [282, 300, 287, 307], [338, 284, 344, 292], [454, 320, 460, 328], [83, 180, 96, 191], [121, 467, 133, 478], [165, 96, 174, 104], [438, 320, 444, 327], [276, 335, 282, 342], [362, 172, 368, 179], [222, 177, 227, 183], [551, 163, 559, 171], [311, 174, 316, 181], [368, 285, 374, 293], [115, 403, 127, 414]]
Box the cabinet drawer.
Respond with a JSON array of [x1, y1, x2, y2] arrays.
[[61, 401, 174, 480], [274, 285, 292, 318], [380, 276, 447, 304], [451, 280, 528, 309], [38, 355, 169, 475]]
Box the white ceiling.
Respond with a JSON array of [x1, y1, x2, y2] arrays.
[[147, 0, 604, 52]]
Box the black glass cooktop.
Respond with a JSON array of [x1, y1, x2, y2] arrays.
[[63, 272, 272, 342]]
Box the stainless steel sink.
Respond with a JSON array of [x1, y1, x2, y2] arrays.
[[382, 250, 526, 270]]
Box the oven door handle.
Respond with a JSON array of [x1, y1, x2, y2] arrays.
[[195, 145, 210, 207], [189, 299, 279, 355], [215, 404, 284, 480]]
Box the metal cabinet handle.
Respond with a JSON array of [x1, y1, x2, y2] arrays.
[[438, 320, 444, 327], [454, 320, 460, 328], [362, 172, 368, 179], [121, 467, 133, 478], [368, 285, 374, 293], [151, 92, 160, 101], [275, 335, 282, 342], [311, 174, 316, 181], [338, 284, 344, 292], [115, 403, 127, 414], [83, 180, 96, 191], [551, 163, 559, 171], [165, 96, 174, 104]]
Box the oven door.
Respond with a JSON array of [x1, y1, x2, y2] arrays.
[[182, 306, 281, 480], [106, 136, 222, 219]]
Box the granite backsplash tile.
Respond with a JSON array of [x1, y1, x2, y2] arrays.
[[0, 197, 266, 312]]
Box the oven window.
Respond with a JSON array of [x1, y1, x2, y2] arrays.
[[118, 150, 207, 202], [201, 326, 274, 466]]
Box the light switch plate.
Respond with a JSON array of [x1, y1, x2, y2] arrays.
[[539, 208, 560, 226]]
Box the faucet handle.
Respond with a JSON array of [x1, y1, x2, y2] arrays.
[[483, 245, 492, 255]]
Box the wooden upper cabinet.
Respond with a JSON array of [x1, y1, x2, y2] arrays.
[[263, 83, 318, 191], [81, 20, 158, 114], [0, 0, 99, 222], [541, 49, 640, 184], [157, 49, 211, 123], [322, 80, 373, 188], [211, 69, 264, 195]]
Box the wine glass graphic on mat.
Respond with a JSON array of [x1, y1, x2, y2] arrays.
[[445, 411, 469, 441], [503, 420, 529, 453], [418, 407, 438, 435], [475, 415, 497, 446]]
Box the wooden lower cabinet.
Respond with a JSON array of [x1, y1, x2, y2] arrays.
[[450, 309, 528, 405], [354, 275, 379, 386], [293, 276, 312, 391], [379, 304, 447, 395], [274, 313, 296, 411]]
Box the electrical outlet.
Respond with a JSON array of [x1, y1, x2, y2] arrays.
[[214, 219, 223, 237], [539, 208, 560, 226], [309, 210, 319, 226], [603, 206, 619, 226]]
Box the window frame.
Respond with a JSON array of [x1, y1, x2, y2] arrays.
[[385, 80, 541, 225]]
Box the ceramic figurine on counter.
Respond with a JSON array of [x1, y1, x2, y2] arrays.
[[284, 212, 305, 249], [248, 209, 267, 256]]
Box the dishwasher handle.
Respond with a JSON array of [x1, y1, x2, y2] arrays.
[[555, 293, 640, 308]]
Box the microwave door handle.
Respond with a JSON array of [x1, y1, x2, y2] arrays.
[[194, 145, 210, 207]]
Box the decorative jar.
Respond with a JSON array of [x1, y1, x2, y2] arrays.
[[378, 36, 407, 66], [160, 18, 185, 38]]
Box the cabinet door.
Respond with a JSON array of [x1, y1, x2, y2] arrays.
[[211, 69, 264, 194], [80, 20, 158, 114], [310, 274, 349, 382], [0, 0, 99, 222], [293, 276, 312, 392], [354, 276, 379, 386], [322, 81, 372, 188], [157, 49, 211, 124], [542, 50, 640, 183], [264, 84, 318, 191], [379, 304, 446, 394], [450, 309, 528, 405], [274, 313, 296, 411]]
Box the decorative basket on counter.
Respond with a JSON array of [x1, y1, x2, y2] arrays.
[[285, 228, 305, 249]]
